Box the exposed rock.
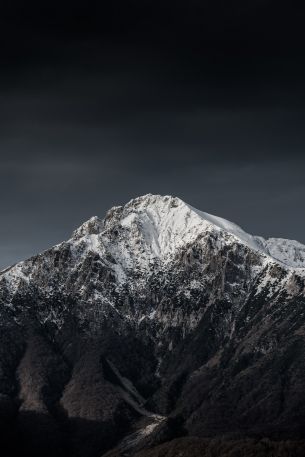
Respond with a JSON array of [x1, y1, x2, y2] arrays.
[[0, 194, 305, 456]]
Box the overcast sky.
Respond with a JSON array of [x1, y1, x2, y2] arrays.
[[1, 2, 305, 268]]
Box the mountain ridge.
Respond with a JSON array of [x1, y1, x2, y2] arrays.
[[2, 194, 305, 278], [0, 194, 305, 456]]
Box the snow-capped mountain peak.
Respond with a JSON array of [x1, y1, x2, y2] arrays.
[[2, 194, 305, 298], [66, 194, 305, 270], [73, 194, 264, 256], [1, 194, 305, 454]]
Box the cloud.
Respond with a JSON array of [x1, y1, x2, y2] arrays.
[[0, 35, 305, 267]]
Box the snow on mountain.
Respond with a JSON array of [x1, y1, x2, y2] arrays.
[[67, 194, 305, 271], [264, 237, 305, 269], [187, 204, 267, 253], [0, 194, 305, 456], [119, 194, 263, 255], [1, 194, 305, 294]]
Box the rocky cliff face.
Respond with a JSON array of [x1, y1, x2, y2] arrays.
[[0, 194, 305, 456]]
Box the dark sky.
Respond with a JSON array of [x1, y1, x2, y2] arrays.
[[1, 1, 305, 268]]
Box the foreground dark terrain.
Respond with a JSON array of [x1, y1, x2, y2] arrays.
[[1, 194, 305, 456]]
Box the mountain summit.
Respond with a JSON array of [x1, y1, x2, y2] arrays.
[[0, 195, 305, 456], [71, 193, 305, 270]]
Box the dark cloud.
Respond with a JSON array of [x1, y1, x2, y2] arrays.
[[0, 2, 305, 267]]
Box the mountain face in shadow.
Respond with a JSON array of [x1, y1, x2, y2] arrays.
[[1, 194, 305, 456]]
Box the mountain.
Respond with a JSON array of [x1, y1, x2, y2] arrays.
[[0, 194, 305, 457]]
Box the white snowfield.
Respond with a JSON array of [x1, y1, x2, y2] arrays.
[[263, 237, 305, 269], [74, 194, 305, 270], [1, 194, 305, 288]]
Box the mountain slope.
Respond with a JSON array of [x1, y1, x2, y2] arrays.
[[0, 194, 305, 456]]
